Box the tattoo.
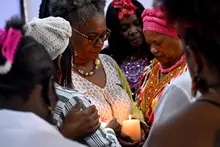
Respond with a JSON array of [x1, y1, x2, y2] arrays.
[[214, 129, 220, 147]]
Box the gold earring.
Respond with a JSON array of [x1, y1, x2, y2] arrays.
[[48, 105, 55, 115]]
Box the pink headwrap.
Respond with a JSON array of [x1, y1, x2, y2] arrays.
[[112, 0, 136, 20], [142, 6, 178, 39]]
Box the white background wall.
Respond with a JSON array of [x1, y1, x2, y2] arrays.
[[26, 0, 153, 22]]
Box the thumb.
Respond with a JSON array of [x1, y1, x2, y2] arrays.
[[72, 101, 83, 112]]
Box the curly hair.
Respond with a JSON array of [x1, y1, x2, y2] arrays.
[[40, 0, 106, 25], [101, 0, 153, 65]]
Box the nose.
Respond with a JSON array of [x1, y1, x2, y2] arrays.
[[150, 47, 159, 54], [94, 38, 104, 48], [128, 25, 138, 36]]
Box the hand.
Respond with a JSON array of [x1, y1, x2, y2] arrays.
[[61, 102, 100, 140], [118, 132, 142, 147], [105, 118, 121, 136]]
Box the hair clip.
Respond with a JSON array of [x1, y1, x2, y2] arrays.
[[0, 28, 23, 75]]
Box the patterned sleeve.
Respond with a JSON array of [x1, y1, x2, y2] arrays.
[[54, 86, 122, 147]]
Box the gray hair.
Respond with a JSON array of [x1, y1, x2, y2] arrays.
[[49, 0, 106, 25]]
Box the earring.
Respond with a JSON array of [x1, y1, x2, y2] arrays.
[[48, 105, 55, 115]]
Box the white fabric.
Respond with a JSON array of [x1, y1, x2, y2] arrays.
[[153, 70, 197, 123], [0, 110, 86, 147], [24, 17, 72, 60], [71, 54, 131, 124]]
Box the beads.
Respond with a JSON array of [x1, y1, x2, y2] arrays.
[[72, 58, 100, 77]]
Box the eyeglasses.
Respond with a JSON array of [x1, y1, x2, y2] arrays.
[[73, 28, 111, 45]]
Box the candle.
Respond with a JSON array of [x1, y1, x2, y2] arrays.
[[122, 115, 141, 141]]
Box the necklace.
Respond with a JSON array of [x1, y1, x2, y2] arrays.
[[159, 55, 186, 74], [72, 59, 100, 76], [138, 59, 186, 123]]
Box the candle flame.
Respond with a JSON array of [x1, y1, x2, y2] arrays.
[[129, 114, 132, 120]]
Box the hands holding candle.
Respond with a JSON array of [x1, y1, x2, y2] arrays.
[[118, 115, 146, 147]]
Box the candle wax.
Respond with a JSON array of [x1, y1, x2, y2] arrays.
[[122, 118, 141, 141]]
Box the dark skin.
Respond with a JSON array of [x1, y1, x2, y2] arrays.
[[120, 14, 145, 50], [144, 31, 184, 81], [71, 14, 107, 88], [70, 13, 136, 144], [55, 55, 100, 139], [0, 78, 57, 123], [144, 23, 220, 147]]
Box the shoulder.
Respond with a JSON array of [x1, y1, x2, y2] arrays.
[[146, 101, 220, 147], [99, 54, 116, 64]]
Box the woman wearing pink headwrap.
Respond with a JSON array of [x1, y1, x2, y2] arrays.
[[137, 6, 194, 131]]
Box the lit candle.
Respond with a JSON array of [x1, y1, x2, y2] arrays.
[[122, 115, 141, 141]]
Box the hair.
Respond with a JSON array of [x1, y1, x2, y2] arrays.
[[39, 0, 106, 88], [160, 0, 220, 88], [101, 0, 153, 65], [158, 0, 220, 26], [0, 16, 55, 106]]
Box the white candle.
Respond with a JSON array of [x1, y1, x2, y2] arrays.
[[122, 115, 141, 141]]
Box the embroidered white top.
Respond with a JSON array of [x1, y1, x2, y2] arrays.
[[0, 109, 86, 147], [71, 54, 131, 124]]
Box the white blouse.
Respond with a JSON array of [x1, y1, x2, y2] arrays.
[[71, 54, 131, 124], [0, 110, 85, 147]]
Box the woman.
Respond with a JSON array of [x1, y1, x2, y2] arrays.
[[137, 6, 191, 129], [144, 1, 220, 147], [0, 17, 84, 147], [39, 0, 144, 123], [25, 16, 122, 147], [101, 0, 154, 97]]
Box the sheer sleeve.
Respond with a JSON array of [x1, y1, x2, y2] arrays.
[[114, 62, 144, 121]]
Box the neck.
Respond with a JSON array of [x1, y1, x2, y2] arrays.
[[162, 53, 184, 69]]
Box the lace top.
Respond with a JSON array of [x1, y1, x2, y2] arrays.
[[71, 54, 131, 124]]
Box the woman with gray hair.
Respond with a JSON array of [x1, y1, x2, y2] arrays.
[[25, 16, 122, 147], [39, 0, 145, 146]]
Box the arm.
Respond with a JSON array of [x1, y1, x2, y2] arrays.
[[54, 94, 122, 147], [114, 62, 144, 121]]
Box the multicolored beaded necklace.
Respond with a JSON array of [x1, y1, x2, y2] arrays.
[[72, 58, 101, 76]]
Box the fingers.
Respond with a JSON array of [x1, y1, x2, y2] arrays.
[[83, 105, 97, 115], [71, 101, 83, 112], [118, 138, 139, 147]]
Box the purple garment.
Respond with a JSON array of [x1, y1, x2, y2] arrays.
[[120, 59, 148, 94]]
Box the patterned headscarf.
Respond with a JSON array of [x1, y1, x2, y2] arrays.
[[112, 0, 136, 20]]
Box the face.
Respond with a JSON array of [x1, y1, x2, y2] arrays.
[[144, 31, 183, 66], [71, 14, 108, 64], [120, 14, 144, 48]]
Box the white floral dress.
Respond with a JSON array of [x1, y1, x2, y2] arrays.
[[71, 54, 131, 124]]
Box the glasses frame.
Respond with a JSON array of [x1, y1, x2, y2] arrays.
[[73, 28, 111, 45]]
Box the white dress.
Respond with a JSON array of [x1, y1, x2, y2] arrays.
[[71, 54, 131, 124], [0, 110, 85, 147]]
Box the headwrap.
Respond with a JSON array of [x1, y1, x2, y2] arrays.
[[0, 28, 22, 74], [112, 0, 136, 20], [24, 17, 72, 60], [142, 6, 179, 39]]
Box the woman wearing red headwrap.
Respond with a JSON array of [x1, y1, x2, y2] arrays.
[[137, 6, 194, 131]]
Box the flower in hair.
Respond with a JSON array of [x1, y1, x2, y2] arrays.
[[112, 0, 136, 20], [0, 28, 23, 74]]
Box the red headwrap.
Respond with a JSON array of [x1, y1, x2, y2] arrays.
[[142, 5, 179, 39], [112, 0, 136, 20]]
